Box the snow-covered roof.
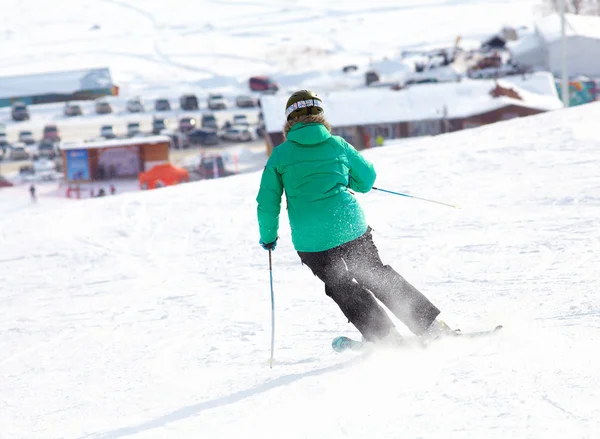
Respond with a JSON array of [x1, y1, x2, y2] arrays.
[[60, 135, 171, 151], [261, 79, 564, 133], [536, 13, 600, 42], [502, 71, 560, 99], [0, 68, 114, 100], [506, 31, 543, 56]]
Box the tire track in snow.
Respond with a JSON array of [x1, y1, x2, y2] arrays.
[[100, 0, 159, 28]]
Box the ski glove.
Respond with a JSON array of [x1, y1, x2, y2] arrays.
[[259, 238, 278, 251]]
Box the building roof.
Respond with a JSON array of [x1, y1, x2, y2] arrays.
[[261, 78, 563, 133], [536, 13, 600, 43], [0, 68, 114, 100], [60, 135, 171, 151]]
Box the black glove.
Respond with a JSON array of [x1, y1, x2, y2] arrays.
[[259, 238, 278, 251]]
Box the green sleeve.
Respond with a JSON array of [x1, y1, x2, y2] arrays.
[[256, 151, 284, 244], [344, 139, 376, 193]]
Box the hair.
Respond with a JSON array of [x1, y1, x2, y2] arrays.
[[283, 113, 332, 139]]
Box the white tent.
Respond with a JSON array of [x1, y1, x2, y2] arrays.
[[509, 14, 600, 78]]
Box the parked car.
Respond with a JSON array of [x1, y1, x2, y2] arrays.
[[7, 144, 29, 160], [100, 125, 116, 139], [154, 98, 171, 111], [127, 122, 141, 137], [43, 124, 61, 141], [207, 94, 228, 110], [11, 101, 30, 121], [232, 114, 249, 126], [0, 133, 9, 149], [187, 128, 219, 146], [38, 140, 58, 159], [64, 102, 83, 117], [152, 117, 167, 134], [18, 130, 35, 145], [180, 94, 199, 111], [95, 100, 113, 114], [235, 95, 257, 108], [249, 75, 279, 92], [201, 113, 218, 129], [222, 125, 253, 142], [178, 117, 196, 133], [126, 97, 145, 113]]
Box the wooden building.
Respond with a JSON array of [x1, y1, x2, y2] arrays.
[[261, 75, 563, 154], [60, 135, 172, 183]]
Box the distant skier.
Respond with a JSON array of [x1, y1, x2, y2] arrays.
[[29, 184, 36, 203], [256, 90, 455, 345]]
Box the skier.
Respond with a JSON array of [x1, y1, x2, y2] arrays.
[[256, 90, 455, 345], [29, 184, 36, 203]]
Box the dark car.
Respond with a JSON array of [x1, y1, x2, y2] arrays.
[[95, 100, 113, 114], [187, 128, 219, 146], [201, 113, 218, 129], [249, 76, 279, 92], [152, 118, 167, 134], [180, 94, 199, 111], [11, 102, 30, 121], [43, 124, 60, 141], [235, 95, 256, 108], [178, 116, 196, 133], [64, 103, 83, 117], [38, 139, 57, 159], [154, 98, 171, 111]]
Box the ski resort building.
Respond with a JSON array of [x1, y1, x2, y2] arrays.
[[261, 74, 563, 154], [60, 136, 172, 184], [509, 13, 600, 78], [0, 67, 118, 108]]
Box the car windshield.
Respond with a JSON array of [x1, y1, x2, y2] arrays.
[[14, 105, 26, 110], [21, 131, 32, 136], [128, 123, 140, 128], [44, 127, 57, 132], [210, 95, 223, 100]]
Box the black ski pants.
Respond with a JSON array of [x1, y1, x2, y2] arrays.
[[298, 228, 440, 342]]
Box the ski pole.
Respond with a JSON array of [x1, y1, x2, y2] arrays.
[[268, 249, 275, 368], [372, 186, 460, 209]]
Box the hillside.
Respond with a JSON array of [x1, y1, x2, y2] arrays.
[[2, 102, 600, 438]]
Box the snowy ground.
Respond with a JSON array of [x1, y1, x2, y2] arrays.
[[2, 100, 600, 438], [0, 0, 543, 141]]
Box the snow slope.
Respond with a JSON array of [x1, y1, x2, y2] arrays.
[[2, 101, 600, 438]]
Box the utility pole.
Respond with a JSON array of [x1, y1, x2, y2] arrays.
[[559, 0, 569, 107]]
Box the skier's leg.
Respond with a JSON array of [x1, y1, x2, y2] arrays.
[[344, 230, 441, 336], [298, 250, 395, 342]]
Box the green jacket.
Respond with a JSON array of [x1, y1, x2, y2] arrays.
[[256, 122, 376, 252]]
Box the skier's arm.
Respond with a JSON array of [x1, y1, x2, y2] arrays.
[[344, 140, 376, 193], [256, 153, 284, 244]]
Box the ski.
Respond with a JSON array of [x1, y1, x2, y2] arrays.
[[332, 325, 503, 353]]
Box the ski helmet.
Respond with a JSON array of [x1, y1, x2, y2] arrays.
[[285, 90, 323, 120]]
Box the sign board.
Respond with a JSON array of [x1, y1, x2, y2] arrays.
[[66, 149, 90, 181]]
